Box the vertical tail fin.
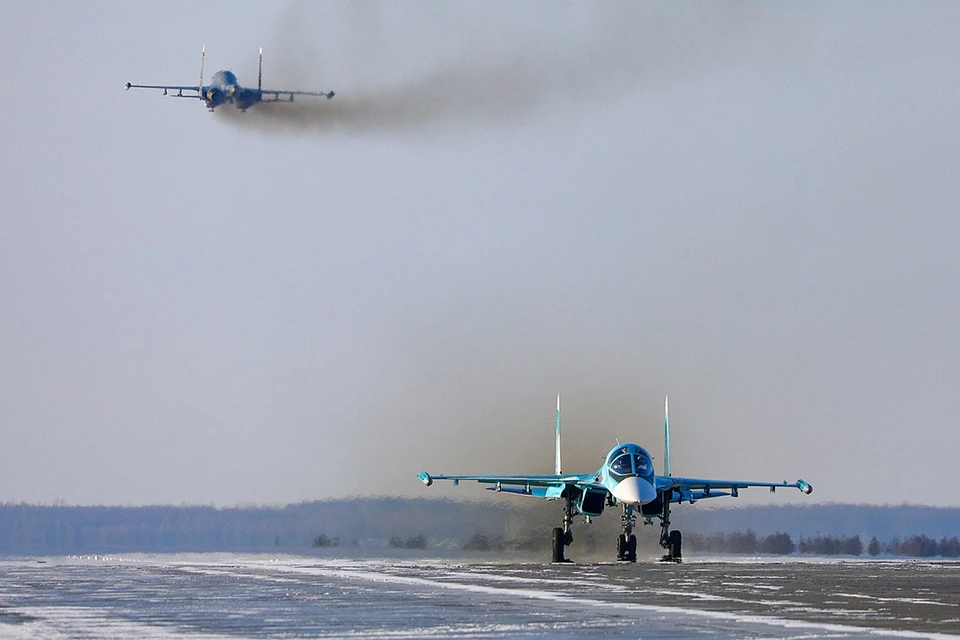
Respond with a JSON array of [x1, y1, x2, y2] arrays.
[[664, 396, 672, 477], [199, 45, 206, 96], [258, 46, 263, 92], [555, 394, 562, 475]]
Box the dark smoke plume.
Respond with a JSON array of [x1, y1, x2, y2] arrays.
[[219, 2, 801, 134]]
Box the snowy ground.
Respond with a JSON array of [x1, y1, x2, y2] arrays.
[[0, 555, 957, 639]]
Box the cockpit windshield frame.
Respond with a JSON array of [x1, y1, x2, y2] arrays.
[[606, 444, 655, 481]]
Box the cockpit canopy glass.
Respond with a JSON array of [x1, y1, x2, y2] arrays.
[[610, 453, 633, 475], [606, 446, 654, 479], [212, 70, 239, 87]]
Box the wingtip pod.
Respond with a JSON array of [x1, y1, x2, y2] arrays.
[[797, 479, 813, 495], [418, 471, 433, 487]]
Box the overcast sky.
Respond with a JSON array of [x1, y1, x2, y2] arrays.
[[1, 2, 958, 507]]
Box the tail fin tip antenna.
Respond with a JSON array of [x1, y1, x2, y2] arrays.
[[664, 395, 672, 477], [555, 394, 562, 475], [199, 45, 206, 95]]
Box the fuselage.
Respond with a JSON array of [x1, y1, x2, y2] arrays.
[[203, 70, 260, 111]]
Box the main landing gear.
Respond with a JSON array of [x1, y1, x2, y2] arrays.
[[659, 498, 682, 562], [551, 493, 575, 563]]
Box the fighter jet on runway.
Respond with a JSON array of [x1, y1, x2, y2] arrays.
[[125, 47, 334, 112], [419, 396, 813, 563]]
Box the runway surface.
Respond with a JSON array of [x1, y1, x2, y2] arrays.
[[0, 555, 957, 639]]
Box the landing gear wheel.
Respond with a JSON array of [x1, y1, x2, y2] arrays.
[[552, 492, 575, 563], [617, 504, 638, 562], [552, 527, 567, 563], [668, 530, 682, 562], [617, 534, 638, 562]]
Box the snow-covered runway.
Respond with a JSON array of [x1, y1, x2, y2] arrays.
[[0, 555, 957, 639]]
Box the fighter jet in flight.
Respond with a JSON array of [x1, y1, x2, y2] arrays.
[[125, 47, 334, 112], [419, 396, 813, 563]]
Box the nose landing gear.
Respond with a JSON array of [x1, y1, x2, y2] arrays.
[[617, 505, 638, 562]]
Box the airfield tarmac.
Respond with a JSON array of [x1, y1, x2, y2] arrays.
[[422, 558, 960, 637], [0, 555, 957, 639]]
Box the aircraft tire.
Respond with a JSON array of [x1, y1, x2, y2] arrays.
[[627, 535, 638, 563], [617, 534, 628, 561], [669, 530, 682, 560], [552, 527, 566, 563]]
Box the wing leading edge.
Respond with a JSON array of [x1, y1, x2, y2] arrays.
[[259, 89, 335, 102], [417, 471, 601, 499], [125, 83, 201, 98], [418, 471, 586, 487], [660, 475, 813, 501]]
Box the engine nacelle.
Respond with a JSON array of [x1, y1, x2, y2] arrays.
[[204, 87, 225, 108], [577, 488, 606, 517]]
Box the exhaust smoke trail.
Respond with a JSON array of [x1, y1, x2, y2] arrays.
[[219, 2, 800, 134]]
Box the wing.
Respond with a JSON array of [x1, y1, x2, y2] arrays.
[[125, 83, 201, 98], [259, 89, 335, 103], [418, 471, 596, 499], [659, 475, 813, 502]]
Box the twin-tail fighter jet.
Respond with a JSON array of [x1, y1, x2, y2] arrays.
[[125, 47, 334, 112], [419, 396, 813, 563]]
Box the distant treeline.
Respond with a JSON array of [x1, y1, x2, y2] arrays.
[[686, 530, 960, 558], [1, 499, 958, 557], [872, 535, 960, 558], [677, 504, 960, 541], [687, 531, 800, 555], [0, 499, 533, 556]]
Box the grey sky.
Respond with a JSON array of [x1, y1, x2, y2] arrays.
[[1, 2, 958, 507]]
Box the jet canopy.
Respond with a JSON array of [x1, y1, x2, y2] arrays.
[[606, 444, 654, 480], [210, 70, 239, 87]]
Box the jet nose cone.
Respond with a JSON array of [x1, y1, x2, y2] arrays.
[[612, 477, 657, 506]]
